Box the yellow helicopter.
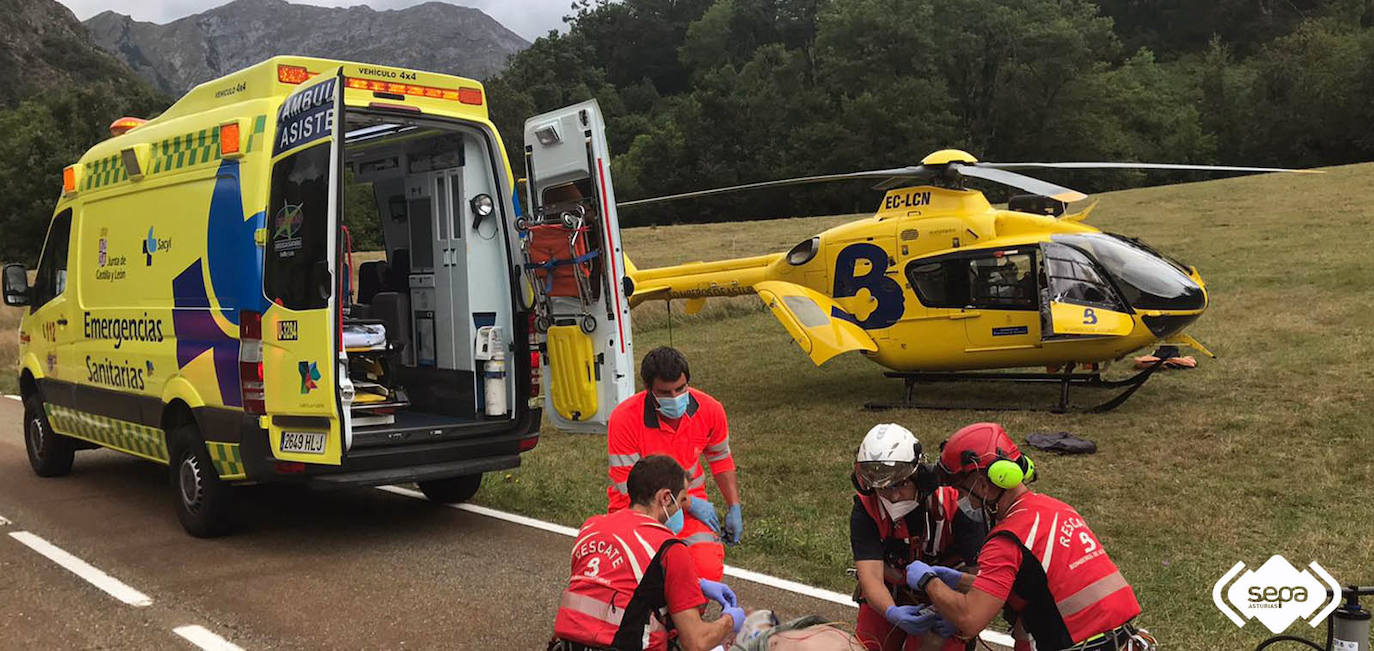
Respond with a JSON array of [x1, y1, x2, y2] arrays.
[[617, 149, 1314, 411]]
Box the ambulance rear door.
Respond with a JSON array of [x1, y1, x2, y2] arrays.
[[260, 68, 346, 465], [523, 100, 634, 433]]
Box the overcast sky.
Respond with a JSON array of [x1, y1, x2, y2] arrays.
[[55, 0, 572, 41]]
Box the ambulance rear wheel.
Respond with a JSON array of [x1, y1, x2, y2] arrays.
[[24, 395, 74, 478], [418, 474, 482, 504], [169, 424, 234, 538]]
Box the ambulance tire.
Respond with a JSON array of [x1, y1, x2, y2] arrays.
[[23, 395, 75, 478], [169, 425, 235, 538], [417, 474, 482, 504]]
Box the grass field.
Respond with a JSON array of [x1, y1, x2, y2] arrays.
[[478, 165, 1374, 650], [3, 166, 1371, 648]]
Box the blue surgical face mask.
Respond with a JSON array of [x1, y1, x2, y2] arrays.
[[664, 499, 685, 534], [656, 392, 690, 419]]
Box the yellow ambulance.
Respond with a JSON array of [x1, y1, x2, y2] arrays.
[[2, 56, 636, 536]]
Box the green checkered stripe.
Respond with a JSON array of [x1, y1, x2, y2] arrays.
[[44, 404, 168, 463], [80, 114, 268, 192], [81, 153, 129, 191], [206, 442, 246, 480]]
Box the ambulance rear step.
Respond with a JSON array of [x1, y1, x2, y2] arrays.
[[349, 411, 513, 449], [307, 454, 520, 489]]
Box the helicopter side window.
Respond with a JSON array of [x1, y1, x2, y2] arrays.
[[1042, 242, 1124, 310], [907, 250, 1036, 310], [967, 253, 1035, 309]]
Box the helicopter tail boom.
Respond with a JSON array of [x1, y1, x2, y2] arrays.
[[627, 253, 782, 307]]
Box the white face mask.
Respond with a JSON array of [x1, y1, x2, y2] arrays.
[[879, 496, 921, 520]]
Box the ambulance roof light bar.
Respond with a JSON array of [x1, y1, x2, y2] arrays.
[[109, 117, 147, 137]]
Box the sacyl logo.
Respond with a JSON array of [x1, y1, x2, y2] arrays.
[[1213, 555, 1341, 634]]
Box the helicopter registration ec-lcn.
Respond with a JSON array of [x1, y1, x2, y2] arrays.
[[614, 149, 1315, 411]]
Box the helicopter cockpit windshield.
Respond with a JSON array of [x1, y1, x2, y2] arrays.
[[1052, 233, 1205, 311]]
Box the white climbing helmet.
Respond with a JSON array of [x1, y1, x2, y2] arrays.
[[854, 423, 924, 489]]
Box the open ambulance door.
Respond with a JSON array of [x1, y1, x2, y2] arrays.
[[755, 281, 877, 365], [259, 67, 346, 465], [523, 100, 635, 433]]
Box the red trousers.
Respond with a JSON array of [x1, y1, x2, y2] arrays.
[[856, 602, 965, 651], [679, 513, 724, 581]]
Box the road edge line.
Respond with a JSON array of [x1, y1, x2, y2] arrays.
[[173, 625, 245, 651], [8, 530, 153, 607]]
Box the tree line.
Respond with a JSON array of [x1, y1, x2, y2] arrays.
[[3, 0, 1372, 263], [485, 0, 1374, 224]]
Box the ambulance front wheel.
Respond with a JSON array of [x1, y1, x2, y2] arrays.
[[418, 474, 482, 504], [24, 394, 74, 478], [169, 424, 235, 538]]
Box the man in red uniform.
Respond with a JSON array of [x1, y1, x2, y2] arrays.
[[903, 423, 1156, 651], [607, 347, 741, 581], [553, 455, 744, 651], [849, 424, 984, 650]]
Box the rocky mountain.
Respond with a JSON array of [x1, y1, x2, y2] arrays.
[[84, 0, 530, 95], [0, 0, 157, 106]]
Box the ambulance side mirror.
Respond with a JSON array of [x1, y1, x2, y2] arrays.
[[2, 263, 30, 306]]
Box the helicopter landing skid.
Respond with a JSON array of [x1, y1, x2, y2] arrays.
[[864, 359, 1165, 413]]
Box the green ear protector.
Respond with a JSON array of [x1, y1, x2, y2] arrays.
[[985, 453, 1036, 489]]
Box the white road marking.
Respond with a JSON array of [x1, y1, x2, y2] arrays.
[[8, 531, 153, 607], [173, 625, 245, 651], [0, 515, 11, 526], [380, 485, 854, 604], [380, 484, 1016, 648], [3, 394, 20, 401]]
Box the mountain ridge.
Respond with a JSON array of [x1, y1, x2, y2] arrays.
[[84, 0, 530, 95]]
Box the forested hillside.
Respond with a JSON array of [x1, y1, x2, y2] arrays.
[[485, 0, 1374, 224]]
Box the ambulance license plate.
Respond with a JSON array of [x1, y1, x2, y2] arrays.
[[280, 431, 326, 454]]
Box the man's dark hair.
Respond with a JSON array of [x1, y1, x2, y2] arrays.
[[627, 454, 687, 506], [640, 346, 690, 389]]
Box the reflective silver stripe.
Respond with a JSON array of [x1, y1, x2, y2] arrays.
[[560, 591, 623, 627], [608, 453, 641, 467], [704, 444, 730, 462], [683, 532, 719, 545], [612, 482, 628, 494], [1056, 570, 1130, 617], [688, 473, 706, 489]]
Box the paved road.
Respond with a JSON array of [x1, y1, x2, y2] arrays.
[[0, 397, 855, 649]]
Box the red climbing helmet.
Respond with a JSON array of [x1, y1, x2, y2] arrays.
[[937, 422, 1023, 482]]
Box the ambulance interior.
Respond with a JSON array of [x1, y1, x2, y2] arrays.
[[337, 114, 518, 446]]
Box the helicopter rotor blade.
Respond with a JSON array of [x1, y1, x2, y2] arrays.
[[617, 166, 929, 207], [977, 161, 1321, 174], [954, 165, 1089, 203]]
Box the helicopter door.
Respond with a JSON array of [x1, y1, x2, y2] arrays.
[[960, 250, 1042, 350], [523, 100, 634, 433], [1040, 242, 1134, 338], [755, 281, 878, 365]]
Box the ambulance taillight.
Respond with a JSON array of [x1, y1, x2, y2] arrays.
[[527, 312, 541, 402], [239, 311, 266, 414]]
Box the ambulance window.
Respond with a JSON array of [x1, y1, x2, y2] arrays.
[[31, 209, 72, 310], [265, 144, 332, 310], [1043, 242, 1123, 310]]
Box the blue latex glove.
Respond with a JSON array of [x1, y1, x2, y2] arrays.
[[723, 503, 743, 545], [699, 578, 738, 608], [723, 605, 746, 633], [932, 565, 964, 590], [688, 496, 721, 534], [885, 605, 939, 635], [905, 560, 935, 591], [930, 609, 959, 638]]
